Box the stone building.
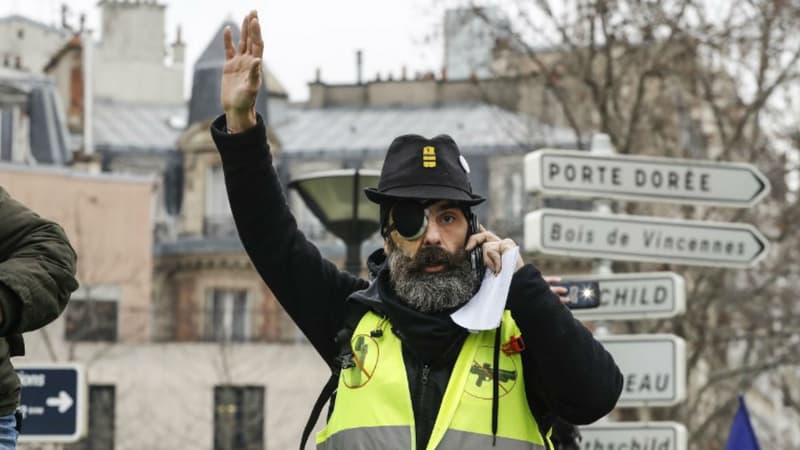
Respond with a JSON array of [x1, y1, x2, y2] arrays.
[[92, 0, 184, 105], [0, 67, 71, 165], [39, 0, 188, 239], [151, 19, 294, 346], [0, 15, 70, 73]]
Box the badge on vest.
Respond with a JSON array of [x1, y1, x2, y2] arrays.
[[465, 345, 519, 400], [342, 334, 380, 389]]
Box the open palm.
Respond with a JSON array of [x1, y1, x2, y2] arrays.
[[221, 11, 263, 130]]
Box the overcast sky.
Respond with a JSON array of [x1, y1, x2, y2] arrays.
[[2, 0, 462, 101]]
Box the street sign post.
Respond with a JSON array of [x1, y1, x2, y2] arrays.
[[525, 209, 769, 268], [599, 334, 686, 407], [525, 149, 770, 207], [16, 364, 85, 443], [557, 272, 685, 321], [579, 421, 688, 450]]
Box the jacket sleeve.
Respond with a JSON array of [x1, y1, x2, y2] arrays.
[[210, 114, 369, 366], [508, 264, 622, 425], [0, 187, 78, 335]]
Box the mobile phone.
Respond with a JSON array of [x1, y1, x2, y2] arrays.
[[468, 213, 484, 293], [556, 280, 601, 309]]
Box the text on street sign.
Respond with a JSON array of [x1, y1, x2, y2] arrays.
[[525, 209, 769, 268], [579, 421, 687, 450], [525, 150, 770, 207], [16, 364, 85, 443], [598, 334, 686, 407], [559, 272, 685, 321]]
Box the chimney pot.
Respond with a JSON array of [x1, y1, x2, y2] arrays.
[[356, 50, 363, 85]]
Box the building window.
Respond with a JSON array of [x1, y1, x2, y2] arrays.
[[64, 286, 119, 342], [205, 165, 235, 237], [206, 288, 250, 342], [17, 29, 24, 39], [214, 385, 265, 450], [65, 385, 115, 450]]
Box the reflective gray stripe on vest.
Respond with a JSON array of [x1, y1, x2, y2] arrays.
[[317, 426, 544, 449], [318, 426, 412, 450], [437, 430, 546, 450]]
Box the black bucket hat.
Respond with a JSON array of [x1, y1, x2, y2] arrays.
[[364, 134, 485, 206]]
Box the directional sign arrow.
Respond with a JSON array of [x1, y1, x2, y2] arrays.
[[17, 364, 85, 443], [46, 391, 74, 413], [556, 272, 686, 321], [525, 150, 771, 207], [525, 209, 769, 268]]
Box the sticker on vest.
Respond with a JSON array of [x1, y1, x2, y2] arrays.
[[464, 345, 518, 399], [342, 334, 380, 389]]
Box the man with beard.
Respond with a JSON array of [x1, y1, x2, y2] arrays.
[[212, 11, 622, 450]]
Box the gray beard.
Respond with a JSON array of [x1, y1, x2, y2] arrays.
[[387, 246, 477, 313]]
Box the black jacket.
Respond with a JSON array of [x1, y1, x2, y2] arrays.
[[0, 186, 78, 414], [211, 114, 622, 448]]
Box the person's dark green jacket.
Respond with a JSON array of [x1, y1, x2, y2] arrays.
[[0, 186, 78, 415]]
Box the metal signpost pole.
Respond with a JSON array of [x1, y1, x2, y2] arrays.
[[589, 134, 614, 337], [588, 135, 653, 421]]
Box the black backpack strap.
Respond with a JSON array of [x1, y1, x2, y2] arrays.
[[299, 303, 372, 450], [299, 357, 343, 449]]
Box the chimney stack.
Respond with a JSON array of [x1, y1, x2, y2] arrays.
[[61, 4, 70, 31], [171, 25, 185, 65], [356, 50, 363, 84]]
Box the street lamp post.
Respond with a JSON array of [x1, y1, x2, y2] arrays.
[[288, 169, 381, 275]]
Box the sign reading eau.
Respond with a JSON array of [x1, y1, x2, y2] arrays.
[[599, 334, 686, 407]]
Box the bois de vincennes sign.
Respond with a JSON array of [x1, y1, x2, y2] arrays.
[[525, 209, 769, 268]]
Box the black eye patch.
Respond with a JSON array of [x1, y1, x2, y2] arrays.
[[391, 201, 428, 240]]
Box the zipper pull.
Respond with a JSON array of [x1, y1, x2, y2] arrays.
[[421, 364, 431, 385]]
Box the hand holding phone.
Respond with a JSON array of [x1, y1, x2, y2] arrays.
[[553, 280, 601, 309]]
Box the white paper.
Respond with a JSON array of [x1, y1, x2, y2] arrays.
[[450, 246, 519, 332]]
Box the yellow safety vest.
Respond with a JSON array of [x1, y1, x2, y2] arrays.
[[317, 310, 551, 450]]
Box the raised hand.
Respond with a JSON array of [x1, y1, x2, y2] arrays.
[[221, 11, 263, 132]]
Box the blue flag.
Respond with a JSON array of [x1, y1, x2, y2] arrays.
[[724, 395, 761, 450]]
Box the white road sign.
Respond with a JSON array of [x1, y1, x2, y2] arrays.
[[599, 334, 686, 407], [559, 272, 685, 321], [525, 209, 769, 268], [525, 149, 770, 207], [579, 421, 688, 450]]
